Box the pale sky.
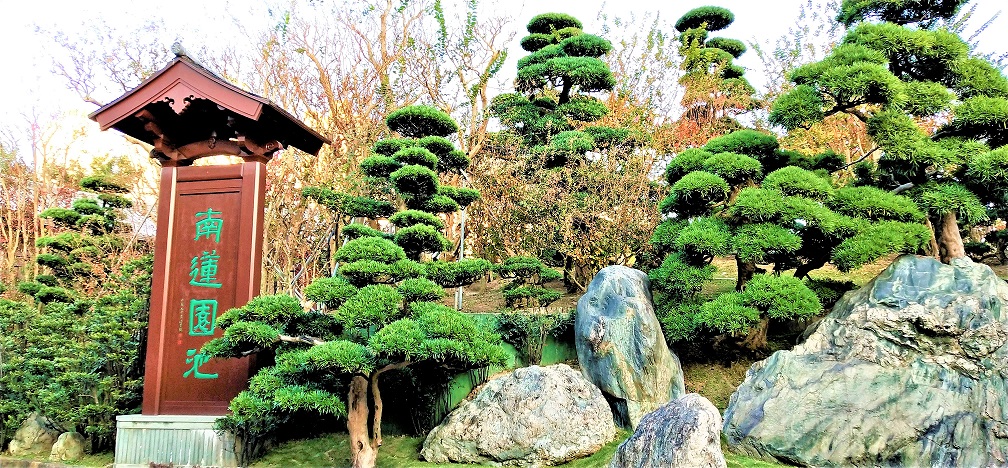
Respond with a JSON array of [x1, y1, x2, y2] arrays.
[[1, 0, 1005, 158]]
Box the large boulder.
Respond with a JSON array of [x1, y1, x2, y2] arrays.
[[724, 255, 1008, 466], [49, 431, 86, 462], [7, 412, 61, 457], [575, 265, 685, 428], [610, 393, 726, 468], [421, 364, 616, 466]]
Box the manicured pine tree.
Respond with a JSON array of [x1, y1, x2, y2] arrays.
[[489, 12, 654, 290], [649, 128, 931, 349], [205, 105, 505, 468], [768, 0, 1008, 263], [672, 6, 758, 147], [491, 256, 562, 309], [490, 12, 625, 168]]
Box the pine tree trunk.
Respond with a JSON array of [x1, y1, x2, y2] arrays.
[[347, 375, 376, 468], [936, 211, 966, 264], [735, 257, 757, 291], [793, 257, 827, 280], [924, 217, 940, 260], [559, 80, 572, 105], [739, 317, 769, 350], [368, 362, 409, 451]]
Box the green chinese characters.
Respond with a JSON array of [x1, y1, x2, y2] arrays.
[[190, 250, 221, 288], [194, 208, 223, 242], [183, 208, 226, 380], [183, 349, 218, 379], [189, 299, 217, 336]]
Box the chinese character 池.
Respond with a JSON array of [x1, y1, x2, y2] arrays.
[[190, 250, 222, 288], [188, 299, 218, 336], [183, 349, 218, 379], [194, 208, 224, 243]]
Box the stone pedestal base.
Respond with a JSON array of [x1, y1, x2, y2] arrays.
[[114, 415, 238, 467]]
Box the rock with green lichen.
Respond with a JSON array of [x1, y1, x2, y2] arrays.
[[724, 255, 1008, 466], [576, 266, 686, 429]]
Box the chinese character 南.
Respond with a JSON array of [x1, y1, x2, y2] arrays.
[[183, 349, 218, 379], [190, 250, 222, 288], [194, 208, 223, 243], [188, 299, 218, 336]]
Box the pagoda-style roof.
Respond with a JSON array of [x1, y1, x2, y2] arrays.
[[89, 53, 329, 165]]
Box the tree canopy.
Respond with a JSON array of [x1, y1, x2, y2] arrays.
[[491, 12, 619, 165], [649, 125, 930, 348], [769, 0, 1008, 263], [672, 5, 758, 147]]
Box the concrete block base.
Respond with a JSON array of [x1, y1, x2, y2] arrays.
[[114, 415, 238, 467]]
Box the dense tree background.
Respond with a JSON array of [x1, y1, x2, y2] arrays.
[[0, 173, 151, 451]]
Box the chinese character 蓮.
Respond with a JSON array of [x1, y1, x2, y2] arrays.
[[194, 208, 223, 243], [190, 250, 222, 288]]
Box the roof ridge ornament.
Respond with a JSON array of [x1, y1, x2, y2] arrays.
[[171, 41, 188, 58]]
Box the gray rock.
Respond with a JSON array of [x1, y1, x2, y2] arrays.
[[610, 393, 726, 468], [575, 265, 686, 428], [421, 364, 616, 466], [724, 255, 1008, 466], [7, 412, 61, 457], [49, 431, 86, 462]]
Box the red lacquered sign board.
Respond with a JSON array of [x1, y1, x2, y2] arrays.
[[142, 162, 266, 415]]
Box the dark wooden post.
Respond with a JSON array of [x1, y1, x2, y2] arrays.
[[90, 52, 327, 417]]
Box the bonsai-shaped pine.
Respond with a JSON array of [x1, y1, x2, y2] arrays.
[[491, 257, 569, 366], [961, 147, 1008, 264], [0, 173, 151, 451], [205, 106, 504, 468], [492, 256, 563, 309], [304, 104, 490, 279], [768, 0, 1008, 264], [649, 129, 930, 349], [490, 12, 624, 168], [485, 13, 656, 291], [672, 6, 758, 147]]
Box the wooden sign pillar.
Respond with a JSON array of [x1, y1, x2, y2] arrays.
[[90, 52, 327, 427], [142, 160, 266, 414]]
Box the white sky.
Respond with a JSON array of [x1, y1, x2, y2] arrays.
[[1, 0, 1005, 158]]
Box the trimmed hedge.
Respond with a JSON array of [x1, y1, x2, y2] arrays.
[[372, 138, 414, 157], [386, 105, 458, 138], [304, 276, 358, 309], [526, 13, 583, 34], [389, 210, 444, 230], [391, 165, 439, 199], [706, 37, 746, 58], [424, 259, 493, 288], [560, 34, 612, 58], [360, 155, 402, 179], [334, 237, 405, 264], [675, 6, 735, 32], [392, 147, 439, 170]]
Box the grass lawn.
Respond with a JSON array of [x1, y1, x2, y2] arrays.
[[0, 452, 114, 467], [252, 431, 785, 467]]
